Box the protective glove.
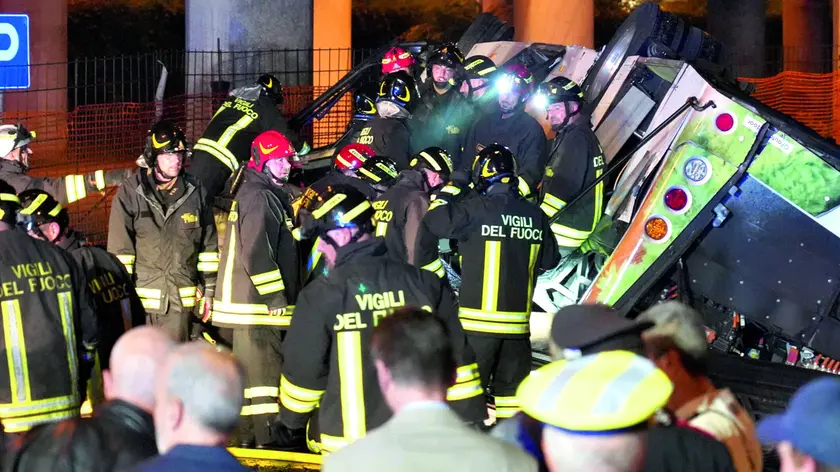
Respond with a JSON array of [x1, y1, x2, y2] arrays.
[[262, 422, 306, 451]]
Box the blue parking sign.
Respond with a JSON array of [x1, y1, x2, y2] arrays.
[[0, 14, 30, 90]]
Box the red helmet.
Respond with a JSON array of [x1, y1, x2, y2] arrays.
[[334, 143, 374, 172], [381, 47, 416, 75], [249, 131, 296, 172], [498, 63, 535, 98]]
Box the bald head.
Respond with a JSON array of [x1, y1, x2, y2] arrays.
[[103, 326, 177, 411], [159, 343, 245, 437]]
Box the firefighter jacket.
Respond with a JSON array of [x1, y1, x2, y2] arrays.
[[410, 88, 472, 157], [416, 183, 560, 338], [539, 121, 605, 251], [353, 117, 411, 169], [336, 118, 373, 151], [0, 230, 98, 433], [279, 239, 486, 453], [193, 94, 296, 173], [107, 169, 219, 314], [371, 169, 433, 268], [212, 168, 302, 329], [459, 108, 548, 198], [58, 230, 145, 370], [298, 172, 378, 282], [0, 160, 128, 205]]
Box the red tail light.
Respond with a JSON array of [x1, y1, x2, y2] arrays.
[[664, 186, 690, 213]]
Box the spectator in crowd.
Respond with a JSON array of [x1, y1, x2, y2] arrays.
[[322, 307, 537, 472], [757, 376, 840, 472], [638, 301, 763, 472], [518, 350, 673, 472], [6, 327, 176, 472], [494, 303, 736, 472], [132, 343, 248, 472]]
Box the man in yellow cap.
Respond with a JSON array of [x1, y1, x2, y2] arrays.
[[517, 350, 673, 472]]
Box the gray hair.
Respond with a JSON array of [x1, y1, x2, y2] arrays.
[[637, 301, 709, 363], [543, 426, 645, 472], [163, 343, 245, 434]]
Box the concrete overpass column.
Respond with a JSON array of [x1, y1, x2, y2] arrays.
[[707, 0, 766, 77], [312, 0, 351, 147], [513, 0, 593, 48], [783, 0, 832, 72]]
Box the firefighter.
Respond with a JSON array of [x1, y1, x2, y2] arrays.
[[381, 46, 417, 77], [0, 179, 98, 434], [371, 147, 453, 275], [459, 64, 547, 199], [107, 121, 218, 342], [357, 155, 399, 197], [415, 144, 560, 421], [17, 189, 145, 370], [0, 123, 128, 204], [274, 185, 485, 453], [458, 55, 499, 109], [335, 88, 378, 150], [534, 77, 605, 257], [354, 71, 417, 170], [190, 73, 298, 204], [210, 130, 302, 448], [411, 44, 469, 157]]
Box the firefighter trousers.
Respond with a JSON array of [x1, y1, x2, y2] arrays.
[[148, 308, 190, 342], [233, 326, 285, 447], [468, 335, 531, 420], [189, 150, 233, 206]]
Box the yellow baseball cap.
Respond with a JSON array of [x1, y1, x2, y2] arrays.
[[517, 350, 673, 433]]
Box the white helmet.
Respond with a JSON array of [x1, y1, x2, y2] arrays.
[[0, 124, 36, 157]]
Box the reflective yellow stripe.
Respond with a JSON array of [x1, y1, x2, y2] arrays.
[[198, 252, 219, 272], [375, 221, 387, 237], [255, 280, 286, 296], [495, 407, 520, 418], [195, 139, 239, 172], [179, 286, 197, 298], [540, 203, 559, 217], [212, 299, 273, 315], [135, 287, 162, 298], [218, 115, 255, 148], [64, 174, 87, 203], [495, 396, 520, 418], [459, 318, 530, 335], [141, 299, 161, 310], [57, 292, 79, 398], [116, 255, 135, 264], [181, 297, 196, 308], [199, 252, 219, 262], [245, 386, 279, 398], [482, 241, 501, 312], [241, 403, 280, 416], [0, 395, 79, 417], [337, 331, 365, 441], [222, 205, 238, 303], [251, 269, 282, 285], [319, 434, 352, 453], [211, 311, 292, 327], [446, 379, 483, 401], [2, 299, 30, 403], [280, 392, 317, 414], [551, 224, 592, 240], [421, 258, 445, 278], [440, 185, 461, 195], [517, 176, 531, 197], [306, 239, 323, 278], [280, 376, 323, 414], [428, 199, 448, 211], [527, 243, 540, 311], [542, 193, 566, 211], [459, 308, 529, 323], [593, 169, 604, 231], [94, 170, 106, 191], [455, 363, 480, 383], [550, 228, 589, 249], [2, 408, 79, 433], [197, 262, 219, 272]]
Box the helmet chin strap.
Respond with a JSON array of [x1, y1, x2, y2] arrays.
[[154, 162, 178, 182]]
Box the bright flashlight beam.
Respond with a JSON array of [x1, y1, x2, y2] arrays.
[[531, 93, 548, 110], [495, 76, 514, 94]]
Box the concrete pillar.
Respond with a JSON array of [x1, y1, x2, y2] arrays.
[[186, 0, 313, 138], [783, 0, 832, 72], [513, 0, 593, 48], [834, 0, 840, 70], [0, 0, 67, 163], [312, 0, 351, 147], [707, 0, 766, 77], [483, 0, 513, 24]]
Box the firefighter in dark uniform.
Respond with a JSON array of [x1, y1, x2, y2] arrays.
[[535, 78, 605, 256], [411, 44, 468, 156], [458, 55, 499, 110], [335, 89, 378, 150], [295, 143, 378, 283], [381, 46, 417, 77], [17, 189, 145, 370], [415, 144, 560, 420], [210, 130, 302, 448], [371, 147, 453, 277], [190, 74, 298, 204], [108, 121, 218, 342], [0, 180, 99, 434], [354, 71, 418, 170], [274, 185, 485, 453], [0, 123, 128, 204], [357, 155, 399, 197], [459, 64, 547, 199]]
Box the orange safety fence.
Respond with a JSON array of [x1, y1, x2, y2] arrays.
[[0, 86, 351, 244], [743, 70, 840, 142]]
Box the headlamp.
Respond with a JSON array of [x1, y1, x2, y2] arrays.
[[495, 75, 514, 94], [531, 92, 549, 111]]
